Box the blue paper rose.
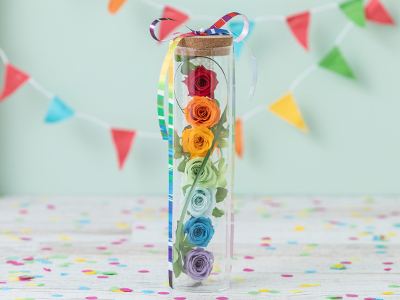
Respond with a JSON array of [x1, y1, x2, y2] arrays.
[[185, 187, 216, 218], [182, 217, 214, 247]]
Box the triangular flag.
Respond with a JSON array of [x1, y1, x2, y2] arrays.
[[159, 5, 189, 41], [111, 128, 136, 170], [44, 97, 75, 123], [340, 0, 366, 27], [235, 118, 244, 159], [365, 0, 395, 25], [319, 46, 356, 79], [228, 21, 255, 58], [108, 0, 127, 14], [269, 93, 308, 132], [286, 11, 311, 51], [0, 64, 30, 102]]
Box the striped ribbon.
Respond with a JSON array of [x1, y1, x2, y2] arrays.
[[150, 12, 257, 286]]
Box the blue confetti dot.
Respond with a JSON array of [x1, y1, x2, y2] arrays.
[[284, 215, 294, 219], [0, 287, 12, 290], [338, 222, 347, 226], [142, 290, 154, 294], [265, 247, 276, 250], [287, 241, 298, 245], [394, 224, 400, 228], [79, 219, 90, 224], [78, 286, 90, 290], [376, 250, 387, 254], [34, 275, 44, 278], [133, 206, 142, 211], [108, 258, 119, 261], [116, 264, 127, 267], [19, 271, 30, 273], [51, 294, 63, 297], [61, 273, 69, 276], [305, 270, 317, 273]]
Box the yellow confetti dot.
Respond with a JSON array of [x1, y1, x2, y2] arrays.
[[160, 212, 168, 218], [116, 222, 129, 229], [26, 283, 39, 286], [144, 207, 154, 212], [363, 206, 372, 211], [134, 213, 143, 218], [294, 226, 305, 231], [349, 258, 359, 261], [363, 218, 373, 223], [388, 232, 397, 237], [258, 289, 270, 292], [357, 232, 367, 236], [303, 246, 313, 250], [8, 275, 18, 277], [382, 291, 393, 295], [75, 258, 85, 262], [213, 265, 221, 271], [112, 290, 124, 293], [261, 238, 271, 242], [145, 216, 154, 220], [310, 284, 321, 286], [163, 282, 169, 286], [50, 216, 59, 221], [291, 290, 302, 293], [256, 207, 265, 212], [233, 277, 245, 280], [21, 229, 32, 234], [300, 284, 312, 287], [14, 298, 24, 300], [331, 264, 345, 269], [8, 278, 19, 282], [324, 224, 333, 229], [351, 213, 361, 218], [84, 272, 96, 275]]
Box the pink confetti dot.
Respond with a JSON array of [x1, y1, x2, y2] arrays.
[[243, 268, 254, 272], [244, 256, 254, 259], [109, 262, 120, 265], [96, 247, 106, 250], [174, 298, 186, 300], [281, 274, 293, 277], [43, 268, 51, 272], [120, 288, 133, 292], [111, 242, 121, 245], [136, 226, 146, 230], [384, 268, 391, 271], [377, 215, 387, 219], [138, 270, 149, 273], [47, 204, 55, 210], [20, 237, 32, 241], [144, 244, 154, 248], [158, 292, 169, 295], [260, 243, 270, 247], [97, 276, 108, 278], [349, 237, 358, 240], [138, 199, 145, 204], [216, 297, 229, 300], [85, 297, 98, 300], [0, 282, 6, 284], [341, 261, 351, 264], [120, 238, 127, 242], [211, 272, 219, 275], [121, 210, 131, 214], [391, 211, 399, 216], [23, 257, 34, 261], [364, 298, 375, 300], [346, 294, 358, 297], [42, 247, 52, 250], [82, 270, 93, 273], [383, 262, 393, 265]]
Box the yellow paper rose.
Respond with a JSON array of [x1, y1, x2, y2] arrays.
[[182, 127, 215, 159]]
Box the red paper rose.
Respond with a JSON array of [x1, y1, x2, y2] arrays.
[[183, 65, 219, 99]]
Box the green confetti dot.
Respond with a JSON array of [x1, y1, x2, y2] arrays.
[[269, 290, 281, 293], [50, 255, 67, 259], [103, 252, 113, 255], [14, 218, 24, 222], [300, 253, 310, 256], [147, 250, 158, 254], [86, 261, 97, 263], [37, 283, 45, 286], [110, 286, 120, 291], [389, 285, 400, 288], [308, 243, 318, 247], [63, 243, 72, 247], [95, 271, 103, 274], [102, 271, 117, 275], [262, 213, 271, 218], [248, 291, 260, 295]]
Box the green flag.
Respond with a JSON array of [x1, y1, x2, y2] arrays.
[[319, 47, 356, 79], [340, 0, 366, 27]]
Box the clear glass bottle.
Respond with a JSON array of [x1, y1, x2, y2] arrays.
[[169, 35, 235, 292]]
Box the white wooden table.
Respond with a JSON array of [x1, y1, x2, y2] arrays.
[[0, 196, 399, 300]]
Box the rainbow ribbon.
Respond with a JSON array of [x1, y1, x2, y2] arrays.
[[149, 12, 257, 286]]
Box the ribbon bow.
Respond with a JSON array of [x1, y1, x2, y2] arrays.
[[149, 12, 257, 141]]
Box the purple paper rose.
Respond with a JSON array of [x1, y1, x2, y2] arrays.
[[183, 248, 214, 281]]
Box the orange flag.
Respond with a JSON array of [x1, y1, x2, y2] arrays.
[[235, 118, 244, 159], [0, 64, 30, 103], [111, 128, 136, 170], [108, 0, 127, 14], [159, 5, 190, 41]]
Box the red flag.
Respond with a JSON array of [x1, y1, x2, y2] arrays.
[[365, 0, 395, 25], [111, 128, 136, 170], [159, 5, 189, 41], [235, 119, 243, 159], [108, 0, 127, 14], [286, 11, 311, 51], [0, 64, 30, 102]]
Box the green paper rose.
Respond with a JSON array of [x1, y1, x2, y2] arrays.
[[184, 157, 218, 188]]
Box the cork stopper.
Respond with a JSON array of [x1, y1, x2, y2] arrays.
[[175, 35, 233, 56]]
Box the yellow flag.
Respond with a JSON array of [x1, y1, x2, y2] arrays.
[[269, 93, 308, 132]]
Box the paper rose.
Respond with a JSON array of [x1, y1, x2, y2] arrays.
[[184, 157, 218, 188], [183, 65, 219, 99], [182, 217, 214, 247], [185, 187, 216, 218], [183, 248, 214, 281], [184, 96, 221, 128], [181, 127, 216, 159]]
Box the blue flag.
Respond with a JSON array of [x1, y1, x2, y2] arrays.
[[45, 97, 74, 123], [228, 21, 255, 59]]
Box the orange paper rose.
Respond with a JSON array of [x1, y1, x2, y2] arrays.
[[182, 127, 215, 159], [184, 96, 221, 128]]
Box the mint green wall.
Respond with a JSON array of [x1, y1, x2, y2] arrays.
[[0, 0, 399, 195]]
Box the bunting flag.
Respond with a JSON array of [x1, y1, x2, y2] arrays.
[[365, 0, 395, 25], [229, 21, 255, 58], [108, 0, 127, 14], [158, 5, 190, 42], [0, 64, 30, 102], [235, 118, 244, 159], [286, 11, 311, 51], [269, 93, 308, 132], [111, 128, 136, 170], [319, 47, 356, 79], [44, 97, 75, 123], [340, 0, 366, 27]]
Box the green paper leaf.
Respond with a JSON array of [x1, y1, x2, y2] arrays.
[[181, 61, 197, 75], [173, 252, 182, 278], [216, 187, 228, 203], [219, 139, 229, 148], [214, 99, 220, 108], [319, 47, 356, 79], [220, 165, 227, 175], [218, 158, 225, 170], [174, 130, 185, 159], [218, 175, 227, 188], [339, 0, 365, 27], [173, 245, 179, 263], [178, 159, 187, 172], [212, 207, 225, 218], [220, 127, 229, 138], [182, 184, 191, 195], [184, 125, 192, 131], [211, 164, 219, 176]]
